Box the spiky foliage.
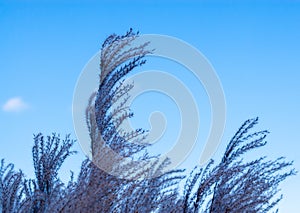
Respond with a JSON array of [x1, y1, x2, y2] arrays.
[[0, 30, 296, 213], [59, 29, 186, 212], [182, 117, 296, 213], [19, 133, 76, 212], [0, 159, 23, 213], [208, 118, 296, 213], [111, 158, 185, 213], [49, 29, 181, 212], [182, 160, 219, 213], [94, 28, 152, 162], [86, 30, 295, 212]]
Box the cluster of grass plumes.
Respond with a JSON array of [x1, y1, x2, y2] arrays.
[[0, 30, 296, 212], [0, 134, 77, 213], [0, 159, 23, 212], [0, 119, 295, 212], [181, 118, 296, 213]]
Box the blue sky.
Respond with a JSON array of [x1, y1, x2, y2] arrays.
[[0, 1, 299, 211]]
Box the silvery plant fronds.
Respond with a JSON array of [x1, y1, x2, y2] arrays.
[[0, 30, 296, 213], [0, 159, 23, 213], [181, 117, 296, 213], [53, 29, 185, 212], [19, 133, 77, 213], [93, 28, 155, 176]]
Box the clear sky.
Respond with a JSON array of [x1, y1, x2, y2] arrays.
[[0, 1, 299, 212]]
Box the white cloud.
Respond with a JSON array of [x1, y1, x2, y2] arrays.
[[2, 97, 29, 112]]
